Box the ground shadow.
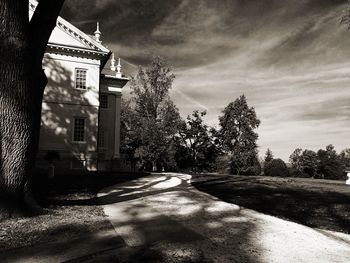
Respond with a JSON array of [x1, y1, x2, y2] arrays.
[[3, 173, 262, 262], [88, 173, 262, 262], [192, 174, 350, 234]]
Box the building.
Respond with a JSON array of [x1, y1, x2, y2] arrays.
[[29, 0, 129, 173]]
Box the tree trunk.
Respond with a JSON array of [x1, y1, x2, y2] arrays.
[[152, 161, 157, 172], [0, 0, 64, 216]]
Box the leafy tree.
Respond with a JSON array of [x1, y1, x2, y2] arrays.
[[340, 148, 350, 169], [341, 0, 350, 29], [264, 159, 289, 177], [177, 110, 218, 172], [132, 56, 175, 118], [217, 95, 260, 175], [289, 148, 318, 178], [0, 0, 65, 214], [289, 148, 303, 175], [317, 145, 345, 180], [122, 57, 181, 171], [120, 98, 142, 170], [264, 148, 274, 163], [300, 150, 318, 177]]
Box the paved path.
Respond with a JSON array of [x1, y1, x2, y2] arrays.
[[99, 173, 350, 263]]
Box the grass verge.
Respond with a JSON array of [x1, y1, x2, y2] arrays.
[[192, 174, 350, 234]]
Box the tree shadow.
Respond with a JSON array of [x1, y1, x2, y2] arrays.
[[36, 54, 100, 174], [2, 173, 262, 262], [192, 174, 350, 234], [88, 173, 262, 262]]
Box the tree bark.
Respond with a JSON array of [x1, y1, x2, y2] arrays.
[[0, 0, 64, 216]]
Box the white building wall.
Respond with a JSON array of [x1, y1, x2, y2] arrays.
[[38, 53, 101, 172]]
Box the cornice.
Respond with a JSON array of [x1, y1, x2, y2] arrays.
[[29, 0, 110, 54], [46, 43, 109, 60]]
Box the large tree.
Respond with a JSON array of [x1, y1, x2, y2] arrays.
[[122, 57, 181, 171], [178, 110, 218, 172], [340, 148, 350, 168], [217, 95, 260, 175], [317, 145, 345, 180], [0, 0, 65, 214]]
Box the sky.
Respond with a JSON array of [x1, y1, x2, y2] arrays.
[[61, 0, 350, 161]]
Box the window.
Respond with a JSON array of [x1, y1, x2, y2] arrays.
[[100, 94, 108, 109], [73, 118, 85, 142], [75, 69, 87, 89]]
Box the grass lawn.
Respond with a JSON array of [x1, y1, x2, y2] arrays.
[[0, 172, 148, 252], [192, 174, 350, 234]]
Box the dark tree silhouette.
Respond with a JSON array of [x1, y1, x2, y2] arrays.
[[264, 148, 274, 163], [0, 0, 65, 215]]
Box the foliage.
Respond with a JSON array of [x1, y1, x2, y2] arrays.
[[120, 57, 181, 171], [120, 98, 141, 168], [264, 148, 274, 163], [289, 148, 303, 175], [177, 110, 218, 172], [340, 148, 350, 169], [289, 145, 346, 180], [217, 95, 260, 175], [300, 150, 318, 177], [264, 159, 289, 177], [317, 145, 345, 180]]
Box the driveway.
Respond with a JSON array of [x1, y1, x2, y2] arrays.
[[99, 173, 350, 263]]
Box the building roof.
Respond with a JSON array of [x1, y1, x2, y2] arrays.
[[29, 0, 110, 69]]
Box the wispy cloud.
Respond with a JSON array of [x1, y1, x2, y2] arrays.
[[61, 0, 350, 160]]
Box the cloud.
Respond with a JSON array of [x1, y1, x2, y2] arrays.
[[61, 0, 350, 160]]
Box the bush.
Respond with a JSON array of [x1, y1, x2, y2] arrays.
[[288, 167, 309, 178], [215, 154, 231, 174], [240, 164, 262, 176], [264, 158, 289, 177]]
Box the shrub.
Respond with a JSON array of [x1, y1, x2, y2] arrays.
[[241, 163, 262, 176], [264, 158, 289, 177]]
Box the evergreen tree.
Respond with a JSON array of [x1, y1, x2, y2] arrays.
[[264, 148, 274, 163]]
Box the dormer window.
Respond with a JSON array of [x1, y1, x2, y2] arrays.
[[75, 68, 87, 90]]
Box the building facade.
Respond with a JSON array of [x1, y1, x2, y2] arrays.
[[30, 1, 129, 173]]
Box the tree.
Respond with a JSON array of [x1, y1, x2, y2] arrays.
[[123, 57, 181, 171], [289, 148, 318, 178], [300, 150, 318, 178], [317, 145, 345, 180], [340, 148, 350, 168], [120, 98, 142, 170], [341, 0, 350, 29], [0, 0, 65, 214], [289, 148, 303, 175], [217, 95, 260, 175], [264, 159, 289, 177], [177, 110, 218, 172], [264, 148, 274, 163]]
